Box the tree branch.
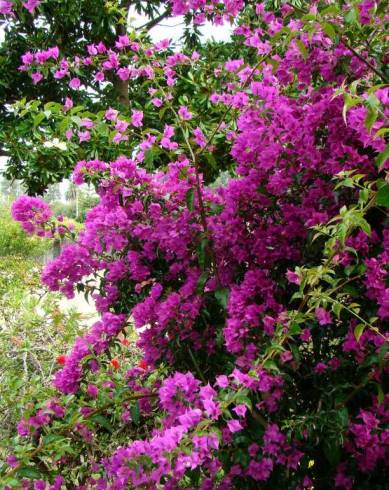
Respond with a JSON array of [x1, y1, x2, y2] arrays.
[[114, 1, 133, 106], [137, 8, 171, 32]]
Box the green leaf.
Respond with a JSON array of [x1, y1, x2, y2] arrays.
[[44, 102, 61, 112], [2, 478, 20, 487], [323, 439, 341, 466], [58, 117, 70, 133], [349, 80, 361, 95], [376, 184, 389, 207], [365, 109, 378, 131], [158, 106, 168, 119], [196, 271, 209, 294], [359, 188, 369, 204], [186, 188, 195, 211], [33, 112, 46, 127], [376, 383, 384, 405], [354, 323, 365, 342], [197, 238, 210, 270], [234, 394, 252, 410], [375, 145, 389, 170], [263, 359, 280, 372], [302, 13, 317, 22], [374, 127, 389, 138], [204, 152, 218, 170], [296, 39, 308, 60], [320, 4, 340, 15], [337, 407, 349, 428], [17, 467, 42, 479], [130, 401, 140, 425], [366, 93, 380, 111], [43, 434, 67, 445], [143, 148, 154, 169], [70, 106, 85, 115], [290, 343, 300, 364], [288, 322, 302, 335], [215, 288, 229, 309], [91, 414, 114, 432], [335, 177, 355, 189], [291, 291, 303, 301], [364, 94, 380, 131], [359, 218, 371, 236], [29, 100, 41, 111], [344, 7, 359, 24], [342, 94, 362, 124], [321, 22, 337, 40], [332, 301, 343, 318]]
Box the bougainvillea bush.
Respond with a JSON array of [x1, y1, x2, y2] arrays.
[[1, 0, 388, 488]]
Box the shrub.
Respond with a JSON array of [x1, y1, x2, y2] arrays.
[[0, 206, 50, 258], [1, 1, 388, 489]]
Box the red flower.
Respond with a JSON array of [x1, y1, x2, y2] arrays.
[[111, 358, 120, 369], [56, 355, 66, 365], [121, 338, 129, 346], [138, 359, 147, 370]]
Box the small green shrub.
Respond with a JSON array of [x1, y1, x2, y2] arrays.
[[0, 207, 50, 258], [0, 257, 85, 451]]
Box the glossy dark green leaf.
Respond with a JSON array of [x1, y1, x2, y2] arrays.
[[186, 187, 195, 211], [376, 184, 389, 207], [215, 288, 229, 309]]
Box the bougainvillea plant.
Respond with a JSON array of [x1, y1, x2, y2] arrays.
[[1, 0, 388, 488]]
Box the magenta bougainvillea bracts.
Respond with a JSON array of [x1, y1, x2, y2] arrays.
[[3, 1, 389, 489]]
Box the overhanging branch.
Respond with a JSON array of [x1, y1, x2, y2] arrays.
[[137, 8, 171, 32]]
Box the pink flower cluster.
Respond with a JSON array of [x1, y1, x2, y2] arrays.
[[345, 399, 389, 474], [11, 195, 53, 235], [0, 0, 40, 16], [17, 399, 64, 438], [52, 313, 126, 394], [104, 373, 221, 487], [102, 369, 296, 488], [169, 0, 244, 23]]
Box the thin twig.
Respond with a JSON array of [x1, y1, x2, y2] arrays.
[[188, 347, 206, 384], [137, 9, 171, 32]]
